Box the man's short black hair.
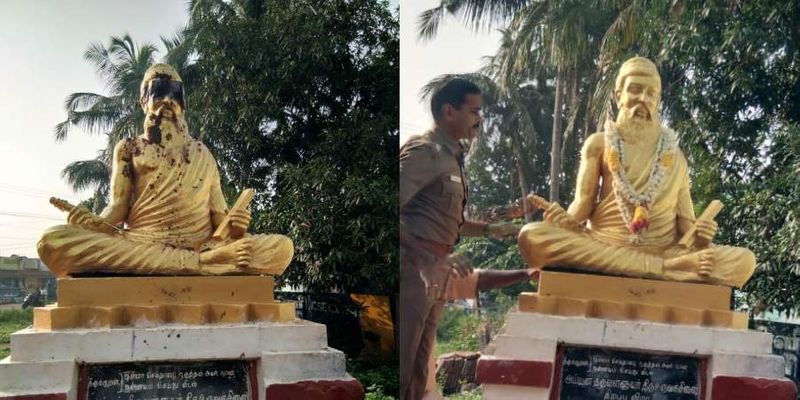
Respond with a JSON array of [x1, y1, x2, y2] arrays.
[[430, 78, 482, 120]]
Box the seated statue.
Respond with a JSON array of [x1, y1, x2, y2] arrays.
[[518, 56, 755, 288], [38, 64, 293, 277]]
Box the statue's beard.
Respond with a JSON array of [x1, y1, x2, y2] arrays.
[[144, 109, 188, 145], [616, 104, 661, 144]]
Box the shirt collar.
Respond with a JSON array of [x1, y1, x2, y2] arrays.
[[431, 128, 466, 157]]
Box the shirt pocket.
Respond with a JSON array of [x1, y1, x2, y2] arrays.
[[439, 175, 465, 217]]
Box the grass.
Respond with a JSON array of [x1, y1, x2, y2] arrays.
[[348, 355, 399, 400], [436, 307, 482, 356], [446, 388, 482, 399], [0, 309, 33, 359], [435, 296, 517, 398]]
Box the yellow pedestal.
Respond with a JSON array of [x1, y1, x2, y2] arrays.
[[34, 276, 295, 330], [56, 275, 275, 306], [519, 271, 747, 329]]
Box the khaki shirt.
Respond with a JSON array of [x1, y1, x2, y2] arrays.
[[400, 129, 467, 246]]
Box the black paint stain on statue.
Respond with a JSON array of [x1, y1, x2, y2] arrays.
[[146, 113, 164, 145], [122, 163, 133, 179]]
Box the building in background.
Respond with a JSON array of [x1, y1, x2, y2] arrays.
[[0, 255, 55, 304]]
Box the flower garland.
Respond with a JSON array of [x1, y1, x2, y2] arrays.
[[603, 120, 678, 243]]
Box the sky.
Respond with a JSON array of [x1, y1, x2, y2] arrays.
[[399, 0, 502, 145], [0, 0, 189, 258]]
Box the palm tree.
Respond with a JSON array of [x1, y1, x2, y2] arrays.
[[417, 0, 686, 202], [420, 29, 554, 220]]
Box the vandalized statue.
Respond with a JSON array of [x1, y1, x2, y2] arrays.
[[518, 57, 755, 287], [38, 64, 293, 277]]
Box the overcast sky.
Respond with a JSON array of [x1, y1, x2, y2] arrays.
[[399, 0, 502, 144]]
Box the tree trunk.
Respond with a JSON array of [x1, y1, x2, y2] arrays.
[[549, 69, 564, 202], [510, 128, 533, 222], [584, 69, 598, 137], [509, 138, 518, 204], [560, 71, 579, 172], [515, 145, 533, 222]]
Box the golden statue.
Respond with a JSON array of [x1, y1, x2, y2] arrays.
[[518, 57, 755, 288], [38, 64, 294, 277]]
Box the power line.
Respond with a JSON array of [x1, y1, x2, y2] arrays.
[[0, 211, 62, 221], [0, 181, 73, 193], [0, 188, 61, 200], [0, 182, 75, 199], [0, 245, 34, 253]]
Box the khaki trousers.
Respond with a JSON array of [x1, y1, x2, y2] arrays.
[[399, 241, 450, 400]]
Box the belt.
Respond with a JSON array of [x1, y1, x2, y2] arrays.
[[408, 235, 453, 258]]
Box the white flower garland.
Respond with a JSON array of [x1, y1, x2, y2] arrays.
[[603, 120, 678, 243]]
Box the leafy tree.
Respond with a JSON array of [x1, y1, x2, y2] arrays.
[[187, 0, 398, 295], [419, 0, 640, 203], [650, 1, 800, 315]]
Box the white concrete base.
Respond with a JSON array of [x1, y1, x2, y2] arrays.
[[481, 312, 788, 399], [504, 312, 774, 355], [0, 320, 357, 399], [481, 384, 550, 400]]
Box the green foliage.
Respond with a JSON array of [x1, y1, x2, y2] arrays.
[[348, 356, 399, 399], [436, 307, 482, 356], [648, 2, 800, 314], [365, 389, 396, 400], [0, 309, 33, 359], [446, 388, 483, 400], [188, 0, 398, 295], [435, 299, 514, 355]]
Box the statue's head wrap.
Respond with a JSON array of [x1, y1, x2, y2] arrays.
[[140, 64, 185, 111], [615, 56, 661, 94]]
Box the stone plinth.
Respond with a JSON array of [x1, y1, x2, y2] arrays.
[[0, 321, 363, 400], [477, 312, 796, 399], [2, 275, 363, 399], [519, 271, 747, 329], [34, 276, 295, 330], [56, 275, 277, 306]]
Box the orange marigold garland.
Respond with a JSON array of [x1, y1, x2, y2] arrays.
[[629, 205, 650, 234], [603, 120, 678, 243]]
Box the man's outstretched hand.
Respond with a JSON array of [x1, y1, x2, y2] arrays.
[[486, 222, 521, 239], [447, 253, 473, 278]]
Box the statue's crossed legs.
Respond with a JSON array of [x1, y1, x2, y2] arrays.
[[519, 222, 755, 287], [38, 225, 293, 277]]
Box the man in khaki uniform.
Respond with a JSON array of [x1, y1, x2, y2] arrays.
[[400, 78, 518, 400]]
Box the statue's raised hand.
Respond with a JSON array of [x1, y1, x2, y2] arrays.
[[228, 208, 251, 239], [543, 203, 583, 232], [67, 206, 115, 234], [695, 219, 718, 248]]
